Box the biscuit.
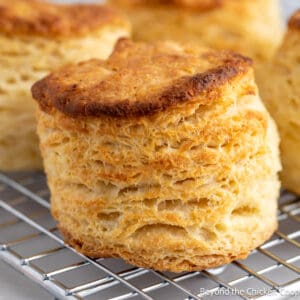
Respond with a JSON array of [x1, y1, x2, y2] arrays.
[[258, 10, 300, 195], [0, 0, 130, 170], [32, 39, 281, 272], [110, 0, 282, 65]]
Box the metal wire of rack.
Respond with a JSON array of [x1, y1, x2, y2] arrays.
[[0, 172, 299, 300]]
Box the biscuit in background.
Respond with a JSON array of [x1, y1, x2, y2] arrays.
[[109, 0, 283, 65], [0, 0, 130, 171], [32, 39, 281, 272], [258, 10, 300, 195]]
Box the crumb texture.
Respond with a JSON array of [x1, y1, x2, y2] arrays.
[[35, 41, 281, 272]]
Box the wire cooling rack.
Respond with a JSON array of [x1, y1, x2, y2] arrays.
[[0, 172, 299, 300]]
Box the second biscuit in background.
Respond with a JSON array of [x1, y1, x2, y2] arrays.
[[110, 0, 283, 65], [0, 0, 130, 171], [258, 10, 300, 195]]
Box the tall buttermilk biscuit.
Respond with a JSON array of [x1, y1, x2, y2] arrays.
[[0, 0, 130, 171], [109, 0, 282, 65], [32, 39, 281, 272], [258, 10, 300, 195]]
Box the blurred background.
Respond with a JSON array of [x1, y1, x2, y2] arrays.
[[0, 0, 299, 300], [53, 0, 300, 21]]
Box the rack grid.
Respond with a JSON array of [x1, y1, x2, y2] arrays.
[[0, 171, 299, 300]]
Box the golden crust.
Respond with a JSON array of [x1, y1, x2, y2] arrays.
[[0, 0, 129, 37], [111, 0, 223, 10], [32, 38, 252, 118], [288, 10, 300, 30]]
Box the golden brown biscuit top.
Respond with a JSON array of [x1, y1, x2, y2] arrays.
[[110, 0, 223, 10], [0, 0, 128, 37], [288, 10, 300, 30], [32, 39, 252, 118]]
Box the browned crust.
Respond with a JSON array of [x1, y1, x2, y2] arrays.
[[59, 226, 274, 272], [0, 0, 128, 37], [32, 39, 252, 118], [111, 0, 223, 11], [288, 10, 300, 30]]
